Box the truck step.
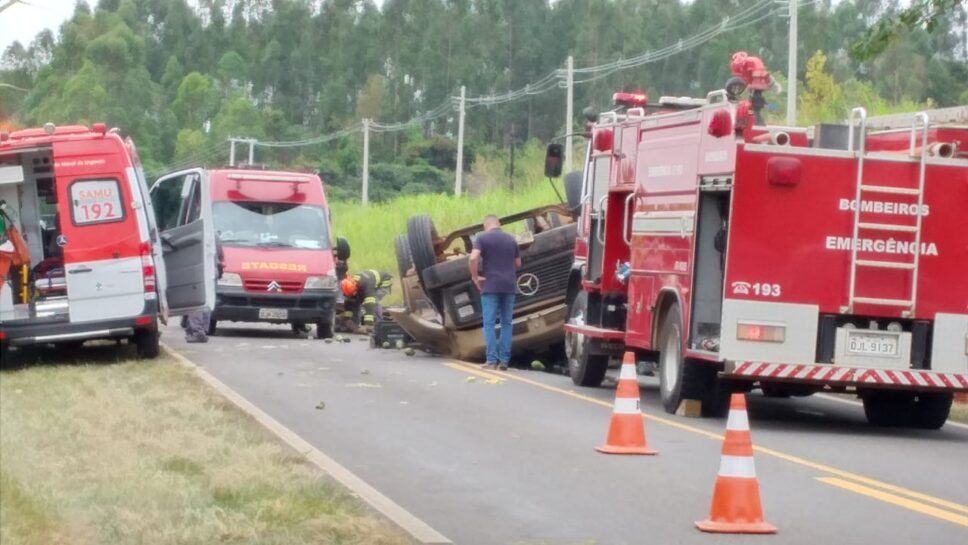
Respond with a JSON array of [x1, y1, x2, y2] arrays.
[[852, 296, 913, 307], [856, 259, 916, 270], [857, 222, 918, 233], [859, 185, 920, 196]]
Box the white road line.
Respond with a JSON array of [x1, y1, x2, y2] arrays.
[[163, 343, 453, 545], [816, 394, 968, 431]]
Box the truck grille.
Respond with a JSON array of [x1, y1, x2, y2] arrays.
[[244, 279, 303, 294], [515, 253, 572, 308], [220, 294, 322, 310]]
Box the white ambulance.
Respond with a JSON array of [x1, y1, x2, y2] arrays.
[[0, 123, 216, 361]]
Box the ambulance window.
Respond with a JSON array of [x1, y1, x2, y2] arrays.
[[182, 178, 203, 224], [591, 157, 610, 212], [152, 176, 186, 231], [68, 179, 126, 226]]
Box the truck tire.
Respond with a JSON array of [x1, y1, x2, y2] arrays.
[[911, 392, 952, 430], [657, 305, 725, 415], [566, 292, 608, 387], [316, 311, 335, 340], [395, 234, 413, 278], [134, 328, 160, 359], [563, 171, 583, 215], [407, 214, 438, 287], [862, 390, 914, 427]]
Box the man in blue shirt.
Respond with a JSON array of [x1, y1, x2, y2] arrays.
[[469, 215, 521, 370]]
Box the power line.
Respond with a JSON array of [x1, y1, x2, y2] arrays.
[[159, 0, 782, 163]]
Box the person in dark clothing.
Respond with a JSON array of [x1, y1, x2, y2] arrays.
[[340, 269, 392, 334], [184, 237, 225, 343], [469, 215, 521, 370]]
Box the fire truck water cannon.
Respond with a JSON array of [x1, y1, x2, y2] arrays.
[[726, 51, 782, 125]]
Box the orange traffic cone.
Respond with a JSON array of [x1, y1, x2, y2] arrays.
[[595, 351, 656, 455], [695, 393, 776, 534]]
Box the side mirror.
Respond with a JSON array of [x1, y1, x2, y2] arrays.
[[335, 236, 351, 261], [544, 143, 564, 178]]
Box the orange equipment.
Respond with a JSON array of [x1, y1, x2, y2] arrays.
[[0, 219, 29, 289]]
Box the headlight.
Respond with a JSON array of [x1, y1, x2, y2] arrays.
[[304, 274, 337, 290], [218, 272, 242, 287]]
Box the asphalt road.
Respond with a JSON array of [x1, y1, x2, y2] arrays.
[[162, 322, 968, 545]]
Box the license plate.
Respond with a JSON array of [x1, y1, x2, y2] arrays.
[[258, 308, 288, 320], [846, 331, 899, 357]]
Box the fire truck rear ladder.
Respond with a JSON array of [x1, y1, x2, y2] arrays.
[[844, 109, 930, 317]]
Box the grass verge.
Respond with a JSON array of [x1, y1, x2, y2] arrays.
[[330, 179, 563, 304], [0, 348, 409, 545]]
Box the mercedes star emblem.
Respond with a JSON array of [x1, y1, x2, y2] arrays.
[[516, 273, 540, 296], [266, 280, 282, 293]]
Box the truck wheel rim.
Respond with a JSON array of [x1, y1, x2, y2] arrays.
[[661, 326, 680, 394], [565, 309, 585, 370]]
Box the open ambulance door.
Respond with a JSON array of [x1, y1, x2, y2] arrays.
[[149, 168, 215, 319]]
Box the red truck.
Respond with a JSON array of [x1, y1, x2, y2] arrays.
[[150, 168, 343, 338], [552, 52, 968, 429]]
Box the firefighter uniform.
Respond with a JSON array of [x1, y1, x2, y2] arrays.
[[341, 269, 392, 330]]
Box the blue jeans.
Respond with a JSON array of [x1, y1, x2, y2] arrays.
[[481, 292, 515, 364]]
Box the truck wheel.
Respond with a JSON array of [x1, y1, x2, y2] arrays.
[[911, 392, 952, 430], [395, 234, 413, 278], [761, 384, 792, 398], [566, 292, 608, 387], [407, 214, 438, 285], [316, 317, 334, 340], [657, 305, 722, 414], [862, 390, 914, 427], [134, 328, 160, 359], [0, 341, 10, 367]]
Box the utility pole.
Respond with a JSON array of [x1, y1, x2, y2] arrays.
[[229, 138, 237, 166], [786, 0, 798, 126], [455, 85, 466, 197], [564, 55, 574, 173], [362, 119, 370, 206]]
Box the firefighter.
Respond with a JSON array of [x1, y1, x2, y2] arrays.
[[340, 269, 392, 334]]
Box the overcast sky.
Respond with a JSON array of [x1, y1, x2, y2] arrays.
[[1, 0, 393, 52], [1, 0, 78, 50]]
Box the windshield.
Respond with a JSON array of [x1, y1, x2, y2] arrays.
[[214, 201, 331, 250]]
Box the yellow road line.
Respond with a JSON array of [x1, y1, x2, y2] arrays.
[[443, 362, 506, 383], [818, 478, 968, 527], [757, 446, 968, 514], [446, 360, 968, 517]]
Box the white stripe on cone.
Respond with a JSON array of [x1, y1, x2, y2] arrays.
[[619, 363, 637, 380], [613, 397, 641, 415], [725, 410, 750, 432], [718, 454, 757, 478]]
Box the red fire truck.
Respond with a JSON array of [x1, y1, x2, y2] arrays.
[[552, 52, 968, 429]]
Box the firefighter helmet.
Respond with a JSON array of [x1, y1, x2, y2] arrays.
[[340, 277, 358, 297]]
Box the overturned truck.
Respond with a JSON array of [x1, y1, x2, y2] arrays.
[[389, 201, 579, 362]]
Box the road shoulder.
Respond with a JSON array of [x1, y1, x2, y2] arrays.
[[163, 342, 453, 545]]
